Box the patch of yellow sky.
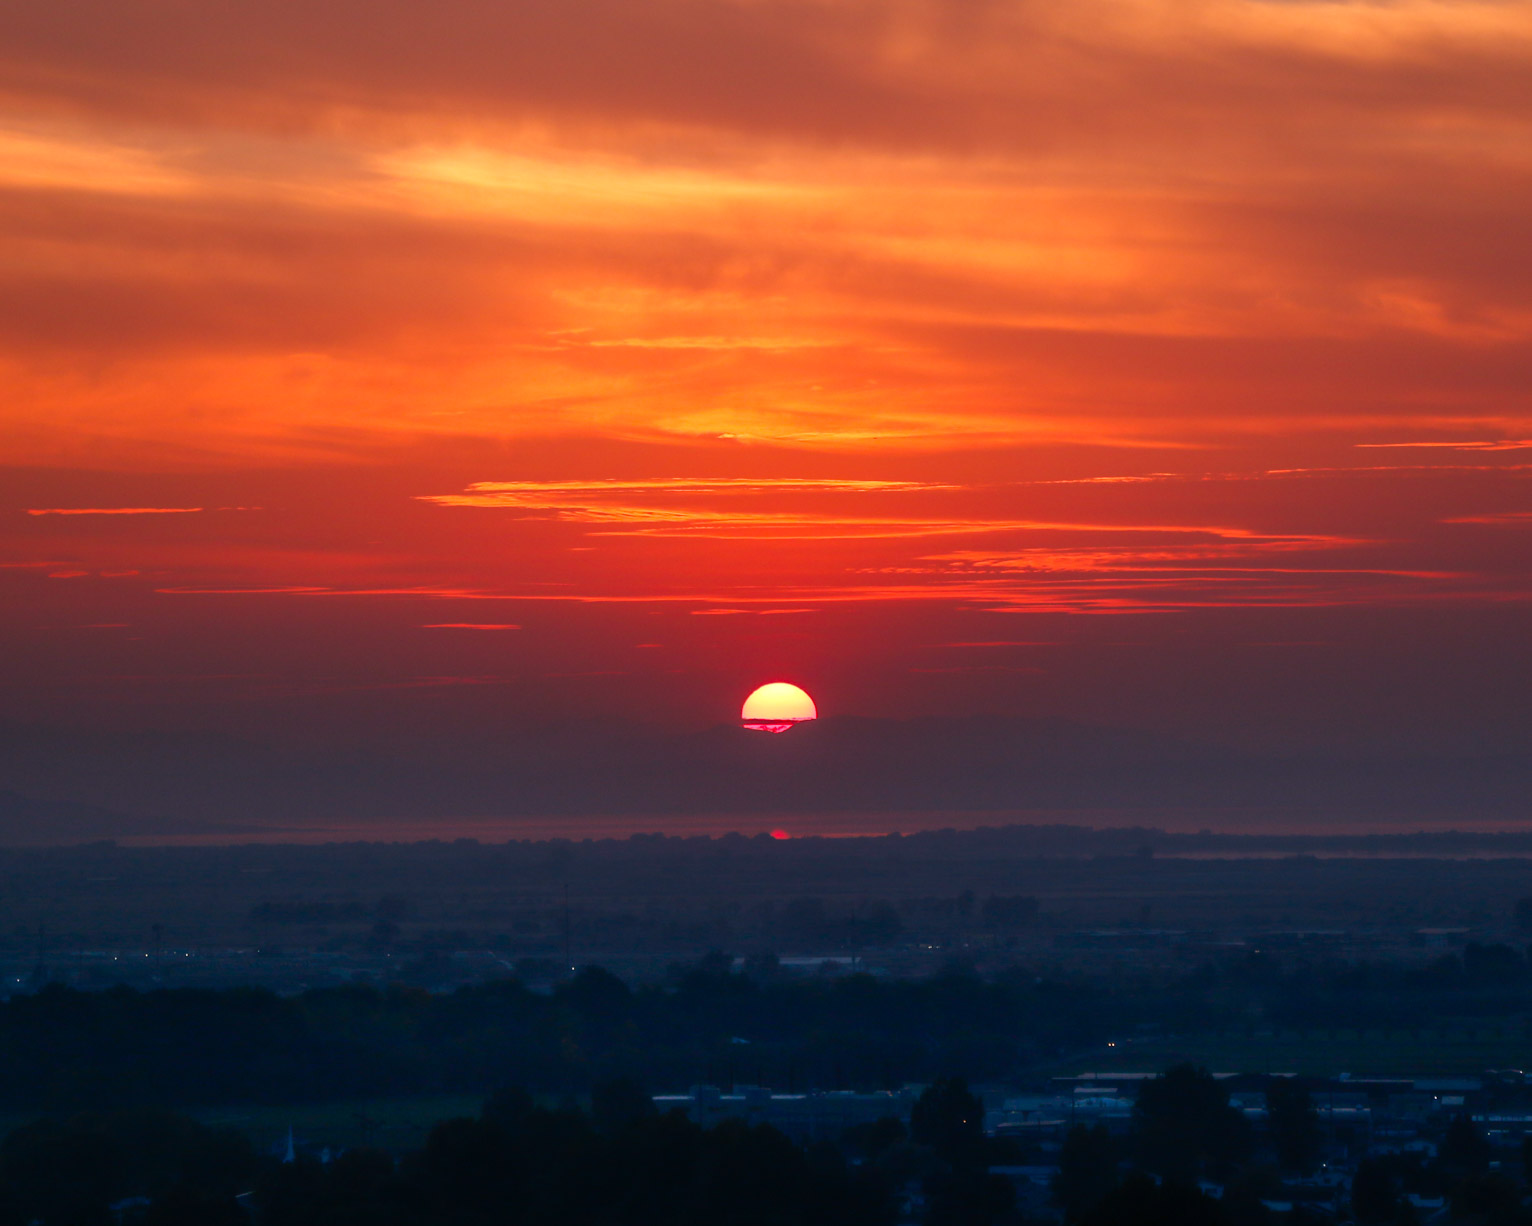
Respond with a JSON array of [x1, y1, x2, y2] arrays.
[[0, 121, 1157, 453]]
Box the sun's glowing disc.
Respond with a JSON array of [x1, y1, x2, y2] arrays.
[[741, 682, 817, 733]]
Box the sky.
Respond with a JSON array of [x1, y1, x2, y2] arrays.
[[2, 0, 1531, 773]]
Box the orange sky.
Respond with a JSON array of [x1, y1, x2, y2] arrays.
[[2, 0, 1531, 753]]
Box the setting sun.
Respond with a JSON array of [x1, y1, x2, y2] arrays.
[[741, 683, 818, 734]]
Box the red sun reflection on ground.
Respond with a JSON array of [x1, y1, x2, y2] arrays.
[[741, 683, 818, 734]]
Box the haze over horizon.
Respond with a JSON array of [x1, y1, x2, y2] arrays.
[[13, 19, 1532, 1226]]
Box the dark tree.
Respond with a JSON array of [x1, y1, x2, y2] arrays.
[[911, 1079, 1008, 1226], [741, 951, 781, 982], [925, 1169, 1015, 1226], [910, 1078, 986, 1170], [591, 1077, 657, 1135], [559, 965, 633, 1021], [1080, 1172, 1227, 1226], [255, 1157, 334, 1226], [1054, 1123, 1119, 1220], [325, 1148, 399, 1221], [1353, 1158, 1402, 1225], [481, 1086, 535, 1132], [411, 1116, 517, 1224], [142, 1185, 247, 1226], [1134, 1064, 1252, 1182], [1220, 1167, 1284, 1226], [0, 1110, 256, 1226], [841, 1117, 907, 1164], [1439, 1113, 1492, 1178], [1451, 1173, 1522, 1226], [0, 1118, 123, 1226], [1264, 1078, 1320, 1174]]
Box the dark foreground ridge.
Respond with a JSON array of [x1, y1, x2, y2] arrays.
[[4, 1025, 1532, 1226], [9, 948, 1532, 1113]]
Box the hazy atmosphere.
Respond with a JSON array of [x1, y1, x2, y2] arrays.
[[3, 5, 1532, 1226]]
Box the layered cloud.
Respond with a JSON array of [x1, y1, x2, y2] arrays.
[[2, 0, 1531, 748], [1, 0, 1531, 459]]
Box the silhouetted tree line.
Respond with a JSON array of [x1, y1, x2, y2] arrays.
[[1054, 1065, 1532, 1226], [0, 1079, 1025, 1226], [1158, 943, 1532, 1037], [0, 967, 1111, 1112], [12, 945, 1532, 1112], [5, 1062, 1530, 1226], [1347, 1113, 1532, 1226]]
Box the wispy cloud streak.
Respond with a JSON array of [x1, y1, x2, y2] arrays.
[[26, 507, 205, 516]]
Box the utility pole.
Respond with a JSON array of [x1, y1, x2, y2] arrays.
[[563, 883, 572, 973]]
